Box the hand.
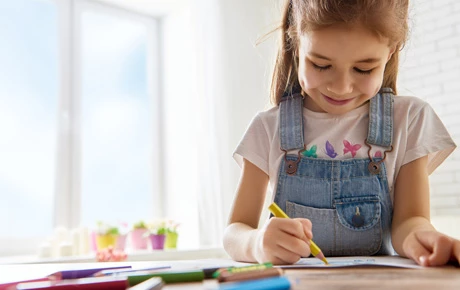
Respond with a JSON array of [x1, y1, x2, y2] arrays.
[[403, 230, 460, 266], [254, 217, 312, 264]]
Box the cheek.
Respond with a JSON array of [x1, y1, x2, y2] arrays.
[[357, 74, 384, 96], [355, 66, 386, 95], [298, 63, 323, 90]]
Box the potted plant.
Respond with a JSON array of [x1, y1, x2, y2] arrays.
[[130, 221, 149, 250], [114, 222, 129, 250], [164, 220, 180, 249], [145, 220, 167, 250], [95, 221, 119, 250]]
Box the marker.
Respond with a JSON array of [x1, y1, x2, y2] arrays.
[[268, 202, 329, 265], [93, 266, 171, 277], [201, 267, 223, 279], [218, 267, 283, 283], [218, 276, 290, 290], [16, 276, 128, 290], [48, 266, 132, 280], [126, 277, 163, 290], [212, 262, 273, 278], [126, 270, 204, 285], [0, 278, 50, 290]]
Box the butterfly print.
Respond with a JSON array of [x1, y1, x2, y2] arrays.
[[325, 141, 338, 158], [343, 140, 362, 158], [302, 145, 318, 158]]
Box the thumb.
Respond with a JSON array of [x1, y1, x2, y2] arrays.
[[404, 233, 431, 266]]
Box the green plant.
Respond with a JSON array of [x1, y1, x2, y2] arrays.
[[96, 221, 120, 235], [145, 220, 168, 236], [133, 221, 148, 230], [156, 227, 167, 235], [165, 220, 180, 234]]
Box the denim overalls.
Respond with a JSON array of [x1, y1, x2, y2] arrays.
[[273, 88, 395, 256]]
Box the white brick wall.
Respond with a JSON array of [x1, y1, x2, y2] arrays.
[[398, 0, 460, 220]]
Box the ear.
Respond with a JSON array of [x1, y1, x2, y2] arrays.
[[387, 45, 397, 62]]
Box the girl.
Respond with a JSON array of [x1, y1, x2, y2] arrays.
[[223, 0, 460, 266]]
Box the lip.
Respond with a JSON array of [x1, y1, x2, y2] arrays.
[[322, 94, 353, 106]]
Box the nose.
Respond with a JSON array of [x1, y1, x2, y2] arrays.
[[326, 71, 353, 96]]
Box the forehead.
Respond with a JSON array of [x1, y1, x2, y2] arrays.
[[299, 24, 391, 60]]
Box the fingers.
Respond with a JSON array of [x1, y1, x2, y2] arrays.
[[452, 239, 460, 265], [280, 218, 312, 240], [297, 218, 313, 240], [406, 231, 454, 266], [426, 234, 453, 266], [276, 229, 311, 258], [259, 217, 313, 264], [403, 232, 431, 266], [417, 231, 452, 266], [270, 240, 306, 264]]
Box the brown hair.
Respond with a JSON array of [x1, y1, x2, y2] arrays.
[[270, 0, 409, 105]]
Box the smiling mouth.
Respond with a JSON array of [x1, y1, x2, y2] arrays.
[[322, 94, 353, 105]]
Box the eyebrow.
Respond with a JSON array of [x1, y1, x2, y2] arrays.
[[309, 52, 381, 64]]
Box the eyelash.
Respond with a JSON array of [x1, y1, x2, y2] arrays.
[[312, 63, 331, 72], [354, 68, 373, 75], [312, 63, 373, 75]]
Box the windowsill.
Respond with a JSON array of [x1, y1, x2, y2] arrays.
[[0, 247, 229, 264]]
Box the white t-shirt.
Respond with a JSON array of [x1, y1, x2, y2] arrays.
[[234, 96, 456, 203]]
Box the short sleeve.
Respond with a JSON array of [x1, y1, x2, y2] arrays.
[[233, 113, 271, 175], [403, 102, 456, 174]]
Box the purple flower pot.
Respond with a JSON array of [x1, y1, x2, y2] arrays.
[[149, 234, 166, 250]]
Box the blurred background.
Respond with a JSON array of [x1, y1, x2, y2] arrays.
[[0, 0, 459, 259]]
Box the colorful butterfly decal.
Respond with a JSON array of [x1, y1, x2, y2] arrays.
[[302, 145, 318, 158], [325, 141, 338, 158], [343, 140, 362, 158], [374, 151, 382, 158]]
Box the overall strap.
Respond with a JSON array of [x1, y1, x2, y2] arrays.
[[279, 88, 305, 151], [366, 88, 394, 147]]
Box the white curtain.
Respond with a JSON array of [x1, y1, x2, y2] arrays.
[[192, 0, 229, 247], [190, 0, 280, 247]]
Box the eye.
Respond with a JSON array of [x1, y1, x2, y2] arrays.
[[354, 67, 373, 75], [312, 62, 331, 72]]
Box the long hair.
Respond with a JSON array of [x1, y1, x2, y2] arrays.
[[270, 0, 409, 105]]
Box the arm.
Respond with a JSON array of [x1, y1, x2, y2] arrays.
[[223, 158, 312, 264], [391, 155, 460, 266]]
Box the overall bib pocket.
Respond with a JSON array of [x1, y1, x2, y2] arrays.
[[286, 197, 383, 256], [335, 196, 381, 231]]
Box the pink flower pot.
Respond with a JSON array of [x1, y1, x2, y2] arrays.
[[90, 231, 97, 251], [130, 229, 148, 250], [149, 234, 166, 250], [115, 234, 127, 250]]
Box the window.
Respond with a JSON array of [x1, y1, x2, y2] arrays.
[[79, 6, 159, 228], [0, 0, 161, 256], [0, 0, 58, 250]]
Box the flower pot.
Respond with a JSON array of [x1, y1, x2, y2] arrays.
[[164, 232, 178, 249], [130, 229, 148, 250], [115, 234, 127, 250], [149, 234, 166, 250], [90, 231, 98, 251], [95, 234, 117, 250]]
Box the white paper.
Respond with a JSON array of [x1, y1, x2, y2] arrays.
[[279, 255, 423, 269]]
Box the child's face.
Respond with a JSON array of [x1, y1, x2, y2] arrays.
[[297, 24, 394, 115]]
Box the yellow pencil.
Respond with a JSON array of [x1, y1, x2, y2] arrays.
[[268, 202, 329, 265]]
